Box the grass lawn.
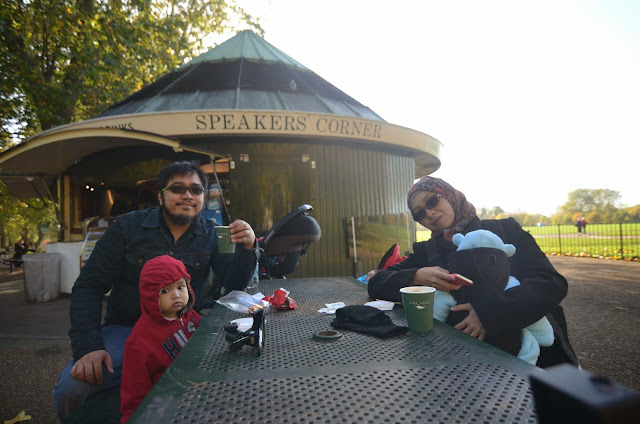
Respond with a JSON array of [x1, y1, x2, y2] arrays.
[[416, 223, 640, 260]]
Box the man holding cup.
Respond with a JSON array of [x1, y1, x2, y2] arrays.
[[53, 160, 258, 421]]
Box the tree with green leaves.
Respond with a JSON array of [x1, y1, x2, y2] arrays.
[[0, 180, 56, 248], [612, 205, 640, 223], [559, 188, 621, 216], [0, 0, 262, 149], [0, 180, 20, 248]]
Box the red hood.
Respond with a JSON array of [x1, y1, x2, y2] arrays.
[[138, 255, 195, 322]]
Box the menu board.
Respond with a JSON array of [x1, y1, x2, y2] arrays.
[[344, 213, 414, 260], [80, 228, 107, 262]]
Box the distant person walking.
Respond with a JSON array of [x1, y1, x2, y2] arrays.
[[580, 217, 587, 234], [575, 218, 582, 233]]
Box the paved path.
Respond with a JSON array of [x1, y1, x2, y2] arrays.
[[0, 257, 639, 423], [0, 268, 74, 423], [549, 256, 640, 392]]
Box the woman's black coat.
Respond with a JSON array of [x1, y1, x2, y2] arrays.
[[368, 217, 578, 368]]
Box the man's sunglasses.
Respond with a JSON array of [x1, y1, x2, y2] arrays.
[[160, 185, 205, 195], [411, 193, 442, 222]]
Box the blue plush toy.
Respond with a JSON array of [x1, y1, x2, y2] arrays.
[[433, 229, 554, 365]]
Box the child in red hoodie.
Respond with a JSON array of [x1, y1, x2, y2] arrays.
[[120, 255, 201, 423]]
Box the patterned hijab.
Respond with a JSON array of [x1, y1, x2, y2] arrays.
[[407, 176, 477, 242]]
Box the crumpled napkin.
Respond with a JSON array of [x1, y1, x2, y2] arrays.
[[318, 302, 346, 314], [364, 300, 395, 311]]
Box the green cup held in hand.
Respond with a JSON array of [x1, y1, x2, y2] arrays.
[[215, 226, 236, 254]]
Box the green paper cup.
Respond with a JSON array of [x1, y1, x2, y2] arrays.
[[215, 226, 236, 254], [400, 286, 436, 332]]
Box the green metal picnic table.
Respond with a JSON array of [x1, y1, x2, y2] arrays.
[[128, 276, 538, 423]]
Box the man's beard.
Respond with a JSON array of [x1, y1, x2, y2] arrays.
[[161, 202, 198, 226]]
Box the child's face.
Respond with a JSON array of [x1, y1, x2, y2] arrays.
[[159, 278, 189, 319]]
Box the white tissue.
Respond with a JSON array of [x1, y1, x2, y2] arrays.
[[318, 302, 346, 314], [364, 300, 395, 311]]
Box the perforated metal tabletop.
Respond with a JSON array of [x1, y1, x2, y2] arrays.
[[129, 277, 538, 423]]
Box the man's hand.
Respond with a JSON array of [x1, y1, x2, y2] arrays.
[[229, 219, 256, 249], [70, 350, 114, 385], [411, 266, 461, 292], [451, 303, 487, 341]]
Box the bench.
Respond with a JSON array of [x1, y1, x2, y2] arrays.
[[0, 251, 21, 273]]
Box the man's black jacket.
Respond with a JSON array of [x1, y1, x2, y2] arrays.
[[69, 207, 258, 361]]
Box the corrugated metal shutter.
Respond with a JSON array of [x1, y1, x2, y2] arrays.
[[295, 144, 415, 277], [211, 140, 415, 278]]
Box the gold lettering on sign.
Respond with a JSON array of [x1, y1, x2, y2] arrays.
[[195, 113, 308, 131], [316, 118, 381, 138], [255, 115, 267, 129], [102, 123, 134, 130], [194, 113, 381, 138]]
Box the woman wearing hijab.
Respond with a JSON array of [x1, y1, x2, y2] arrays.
[[368, 176, 578, 368]]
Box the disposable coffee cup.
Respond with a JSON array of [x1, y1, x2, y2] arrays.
[[400, 286, 436, 332], [215, 226, 235, 254]]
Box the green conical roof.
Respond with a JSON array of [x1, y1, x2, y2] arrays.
[[183, 30, 308, 70], [99, 30, 383, 121]]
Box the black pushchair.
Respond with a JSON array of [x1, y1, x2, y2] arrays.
[[258, 204, 322, 279]]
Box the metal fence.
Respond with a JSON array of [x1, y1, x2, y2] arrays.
[[417, 223, 640, 261], [523, 223, 640, 260]]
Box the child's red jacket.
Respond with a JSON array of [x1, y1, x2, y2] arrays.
[[120, 255, 201, 423]]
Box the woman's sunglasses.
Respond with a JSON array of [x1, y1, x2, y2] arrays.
[[160, 185, 205, 195], [411, 193, 442, 222]]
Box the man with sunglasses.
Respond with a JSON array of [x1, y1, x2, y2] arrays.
[[53, 161, 258, 421]]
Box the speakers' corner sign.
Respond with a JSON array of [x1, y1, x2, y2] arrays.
[[64, 110, 442, 156]]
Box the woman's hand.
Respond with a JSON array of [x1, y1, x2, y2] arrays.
[[451, 303, 487, 341], [365, 269, 378, 282], [411, 266, 461, 292]]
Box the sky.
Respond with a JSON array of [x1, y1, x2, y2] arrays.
[[232, 0, 640, 216]]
